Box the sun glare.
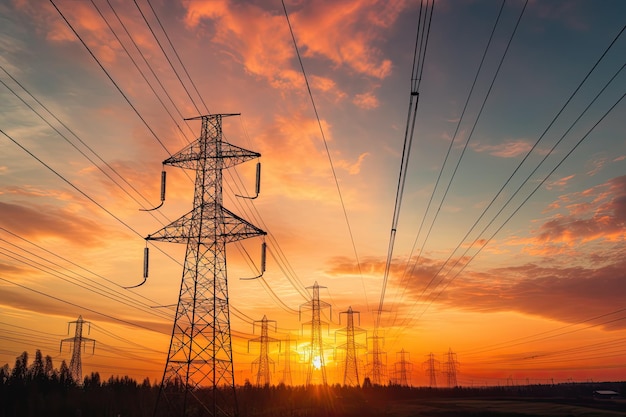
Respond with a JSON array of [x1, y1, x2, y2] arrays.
[[312, 355, 322, 370]]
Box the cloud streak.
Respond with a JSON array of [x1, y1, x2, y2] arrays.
[[0, 201, 107, 247]]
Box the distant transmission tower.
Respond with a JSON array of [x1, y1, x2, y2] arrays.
[[443, 348, 459, 388], [423, 352, 439, 388], [299, 281, 331, 385], [367, 330, 386, 385], [278, 334, 295, 386], [248, 315, 280, 387], [393, 349, 412, 386], [336, 306, 366, 386], [60, 315, 95, 384], [148, 114, 266, 417]]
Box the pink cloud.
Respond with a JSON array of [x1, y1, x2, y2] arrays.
[[353, 92, 380, 109], [545, 174, 575, 191], [471, 139, 534, 158], [513, 176, 626, 256], [536, 176, 625, 245]]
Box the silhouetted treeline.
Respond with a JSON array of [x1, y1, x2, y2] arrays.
[[1, 350, 625, 416], [0, 350, 157, 417]]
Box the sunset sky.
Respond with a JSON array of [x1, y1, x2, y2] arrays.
[[0, 0, 625, 387]]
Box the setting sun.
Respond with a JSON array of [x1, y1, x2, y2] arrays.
[[312, 356, 322, 370]]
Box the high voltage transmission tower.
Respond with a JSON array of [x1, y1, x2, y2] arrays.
[[60, 315, 95, 384], [367, 330, 386, 385], [393, 349, 412, 387], [336, 306, 366, 386], [147, 114, 266, 417], [443, 348, 459, 388], [423, 352, 439, 388], [278, 334, 295, 386], [299, 281, 331, 385], [248, 315, 280, 387]]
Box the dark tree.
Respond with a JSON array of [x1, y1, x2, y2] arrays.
[[58, 359, 74, 387], [10, 351, 28, 383], [0, 363, 9, 385], [44, 354, 55, 380], [84, 371, 101, 389], [29, 349, 45, 382]]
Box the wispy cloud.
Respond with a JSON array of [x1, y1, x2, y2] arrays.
[[516, 175, 626, 255], [470, 139, 534, 158], [353, 91, 380, 109], [545, 174, 575, 191]]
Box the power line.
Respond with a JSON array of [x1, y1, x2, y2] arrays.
[[0, 66, 170, 223], [144, 0, 211, 113], [49, 0, 174, 157], [389, 9, 624, 346], [0, 275, 166, 334], [0, 244, 172, 321], [405, 0, 529, 310], [281, 0, 368, 311], [93, 0, 197, 143], [0, 226, 174, 311], [388, 24, 626, 341], [0, 128, 181, 271], [390, 0, 507, 314], [413, 87, 626, 325], [377, 0, 434, 327], [131, 0, 203, 115]]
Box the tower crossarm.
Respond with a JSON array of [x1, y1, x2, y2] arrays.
[[163, 140, 260, 170], [146, 205, 266, 243], [248, 336, 281, 345], [60, 336, 96, 348]]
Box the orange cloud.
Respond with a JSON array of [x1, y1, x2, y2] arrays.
[[336, 152, 370, 175], [182, 0, 400, 89], [251, 112, 366, 204], [527, 176, 626, 250], [510, 176, 626, 256], [182, 0, 303, 90], [546, 174, 575, 190], [0, 201, 107, 247], [353, 92, 380, 109], [290, 0, 395, 78], [441, 260, 626, 330]]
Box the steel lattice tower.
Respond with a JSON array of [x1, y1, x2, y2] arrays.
[[299, 281, 331, 385], [248, 315, 279, 387], [150, 114, 266, 417], [393, 349, 412, 386], [443, 348, 459, 388], [367, 330, 386, 385], [60, 315, 95, 384], [336, 306, 365, 386], [279, 334, 294, 386], [423, 352, 439, 388]]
